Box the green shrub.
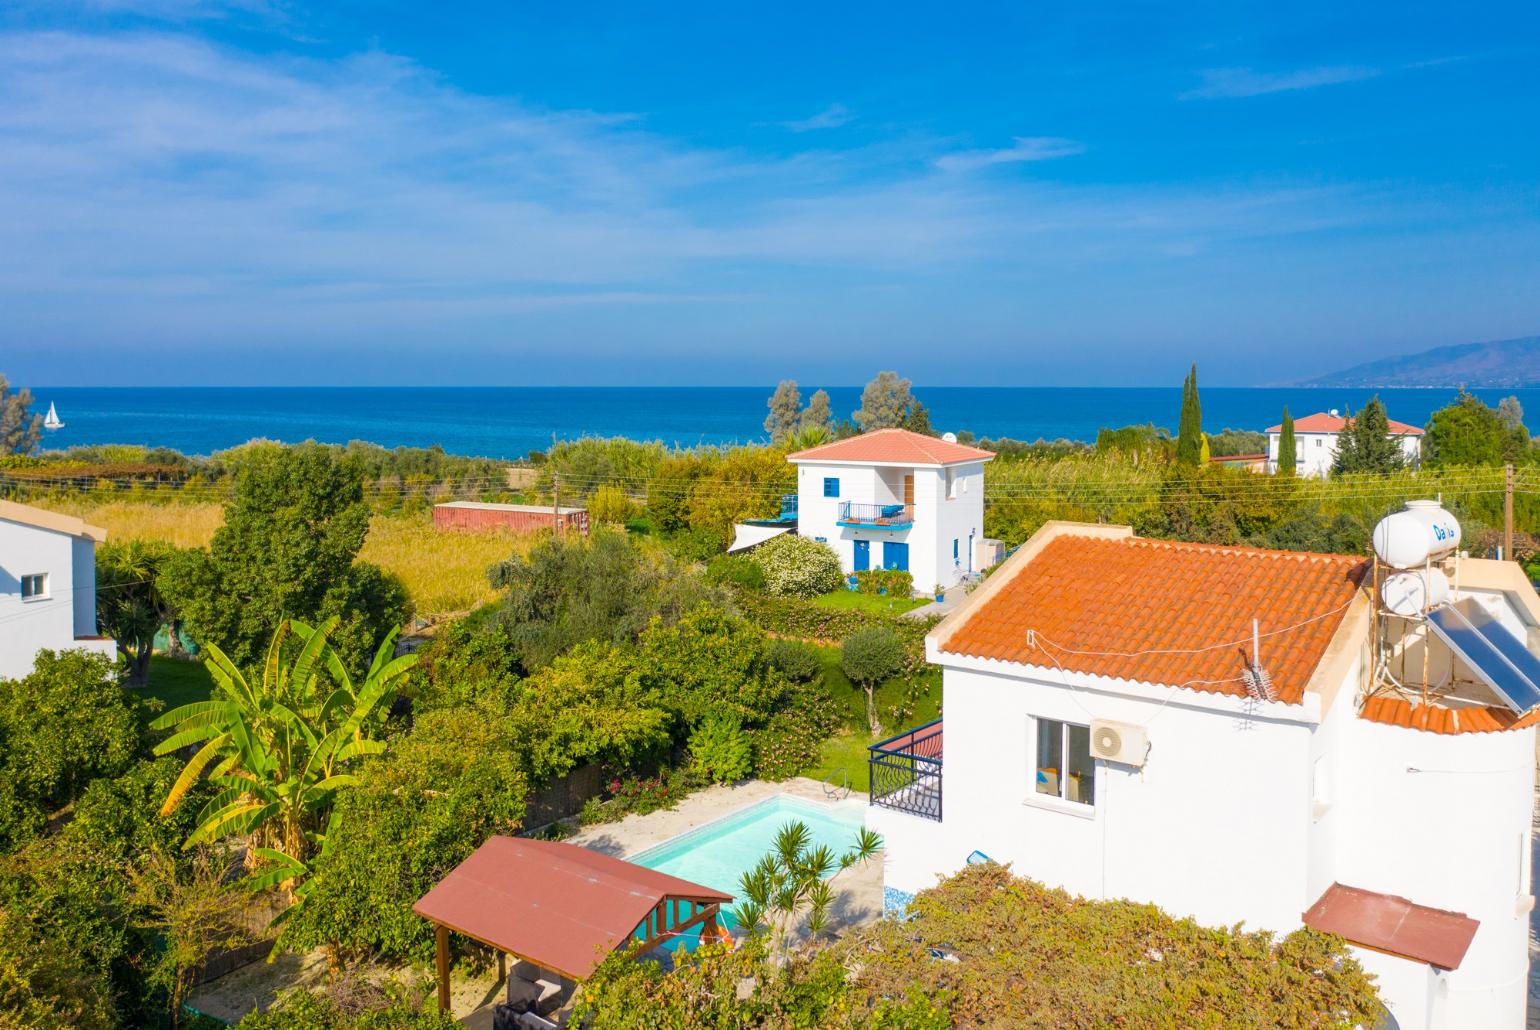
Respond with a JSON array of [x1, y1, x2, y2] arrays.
[[579, 796, 610, 827], [665, 525, 727, 562], [234, 983, 459, 1029], [688, 715, 754, 784], [767, 638, 823, 683], [705, 552, 766, 590], [279, 707, 530, 963], [0, 650, 143, 852], [748, 681, 842, 781], [752, 535, 843, 598], [855, 568, 914, 597], [588, 483, 635, 525]]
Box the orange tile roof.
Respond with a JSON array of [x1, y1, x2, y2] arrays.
[[1359, 695, 1540, 735], [1266, 411, 1423, 436], [941, 533, 1367, 704], [787, 428, 995, 466]]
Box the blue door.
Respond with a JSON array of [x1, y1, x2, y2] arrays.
[[853, 539, 870, 571], [882, 541, 909, 572]]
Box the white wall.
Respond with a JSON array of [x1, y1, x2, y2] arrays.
[[794, 460, 985, 594], [0, 519, 109, 679], [1268, 431, 1423, 477], [883, 660, 1318, 932]]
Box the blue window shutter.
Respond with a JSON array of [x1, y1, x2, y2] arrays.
[[823, 477, 839, 497], [953, 539, 959, 559]]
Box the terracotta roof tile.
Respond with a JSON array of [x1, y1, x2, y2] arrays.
[[1359, 696, 1540, 735], [787, 428, 995, 466], [1266, 411, 1423, 436], [941, 533, 1367, 704]]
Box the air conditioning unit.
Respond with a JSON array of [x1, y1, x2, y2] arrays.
[[1090, 719, 1148, 767]]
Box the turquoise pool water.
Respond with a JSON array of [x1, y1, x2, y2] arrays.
[[628, 795, 865, 949]]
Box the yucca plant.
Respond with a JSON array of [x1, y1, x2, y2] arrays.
[[733, 820, 882, 959], [150, 617, 414, 887]]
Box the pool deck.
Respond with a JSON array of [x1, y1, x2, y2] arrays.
[[568, 777, 884, 943]]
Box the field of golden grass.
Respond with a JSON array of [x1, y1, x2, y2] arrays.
[[41, 499, 534, 616]]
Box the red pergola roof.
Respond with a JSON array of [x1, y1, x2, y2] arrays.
[[1303, 882, 1479, 970], [413, 836, 731, 981]]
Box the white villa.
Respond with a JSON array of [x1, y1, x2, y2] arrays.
[[783, 429, 995, 595], [0, 500, 115, 679], [867, 514, 1537, 1030], [1268, 409, 1424, 476]]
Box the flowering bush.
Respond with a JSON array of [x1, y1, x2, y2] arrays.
[[854, 568, 913, 597], [751, 534, 843, 598]]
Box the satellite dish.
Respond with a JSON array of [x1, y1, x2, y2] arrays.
[[942, 432, 958, 444]]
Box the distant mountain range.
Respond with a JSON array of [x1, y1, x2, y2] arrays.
[[1296, 336, 1540, 388]]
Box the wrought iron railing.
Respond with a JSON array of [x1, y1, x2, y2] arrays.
[[868, 718, 942, 821], [838, 502, 914, 527]]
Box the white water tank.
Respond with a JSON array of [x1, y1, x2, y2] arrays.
[[1381, 568, 1452, 616], [1372, 501, 1461, 569]]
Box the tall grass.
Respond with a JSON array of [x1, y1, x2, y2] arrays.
[[37, 500, 537, 617]]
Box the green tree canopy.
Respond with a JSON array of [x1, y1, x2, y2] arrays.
[[798, 388, 835, 436], [841, 626, 905, 734], [1331, 397, 1404, 476], [1175, 364, 1203, 467], [1424, 389, 1532, 467], [763, 379, 803, 442], [1276, 407, 1297, 477], [96, 539, 183, 685], [160, 442, 410, 672], [853, 371, 917, 431], [0, 374, 43, 455]]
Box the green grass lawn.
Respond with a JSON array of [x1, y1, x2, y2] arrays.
[[800, 645, 941, 792], [812, 589, 931, 616], [135, 655, 214, 717]]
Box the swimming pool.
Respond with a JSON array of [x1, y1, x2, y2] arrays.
[[628, 794, 866, 948]]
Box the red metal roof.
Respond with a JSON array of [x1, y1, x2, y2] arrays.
[[1266, 411, 1424, 436], [941, 532, 1367, 704], [787, 428, 995, 466], [412, 836, 731, 981], [1303, 883, 1479, 969]]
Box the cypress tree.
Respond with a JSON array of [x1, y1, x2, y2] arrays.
[[1276, 407, 1296, 476], [1175, 364, 1203, 467]]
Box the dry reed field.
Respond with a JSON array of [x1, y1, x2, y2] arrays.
[[38, 499, 535, 616]]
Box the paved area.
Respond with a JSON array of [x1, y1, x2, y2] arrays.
[[902, 591, 965, 620]]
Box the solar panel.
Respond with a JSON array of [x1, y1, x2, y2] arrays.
[[1426, 598, 1540, 715]]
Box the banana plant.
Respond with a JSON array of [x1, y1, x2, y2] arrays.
[[150, 618, 415, 883], [733, 820, 883, 959]]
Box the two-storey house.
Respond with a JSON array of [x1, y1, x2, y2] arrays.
[[1268, 409, 1424, 476], [868, 512, 1537, 1029], [786, 429, 994, 595], [0, 500, 116, 680]]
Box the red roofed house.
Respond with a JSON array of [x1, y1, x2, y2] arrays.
[[1268, 407, 1424, 477], [786, 428, 995, 594], [867, 518, 1538, 1029]]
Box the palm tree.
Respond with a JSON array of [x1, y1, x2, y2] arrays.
[[151, 618, 414, 882], [733, 821, 882, 959]]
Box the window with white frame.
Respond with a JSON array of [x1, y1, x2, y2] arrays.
[[20, 573, 49, 599], [1035, 718, 1095, 805]]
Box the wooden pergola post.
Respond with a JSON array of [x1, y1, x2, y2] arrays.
[[436, 923, 451, 1013]]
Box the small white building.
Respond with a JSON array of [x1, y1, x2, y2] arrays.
[[868, 519, 1536, 1029], [785, 429, 995, 595], [0, 500, 116, 680], [1268, 409, 1424, 476]]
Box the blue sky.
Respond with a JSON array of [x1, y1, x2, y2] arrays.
[[1, 1, 1537, 386]]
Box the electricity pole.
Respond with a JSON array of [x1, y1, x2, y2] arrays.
[[1504, 463, 1514, 560]]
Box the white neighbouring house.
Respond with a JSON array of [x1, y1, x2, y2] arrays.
[[784, 429, 995, 596], [1268, 409, 1424, 476], [867, 518, 1538, 1029], [0, 500, 116, 680]]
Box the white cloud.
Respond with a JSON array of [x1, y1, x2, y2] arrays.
[[781, 103, 852, 132], [934, 136, 1086, 173], [1180, 65, 1379, 100]]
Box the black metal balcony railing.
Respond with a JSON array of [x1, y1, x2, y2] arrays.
[[838, 501, 914, 527], [869, 718, 942, 821]]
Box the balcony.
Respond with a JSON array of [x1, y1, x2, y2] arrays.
[[868, 718, 942, 821], [744, 494, 798, 527], [838, 501, 914, 529]]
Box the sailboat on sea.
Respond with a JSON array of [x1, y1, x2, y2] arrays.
[[43, 402, 63, 430]]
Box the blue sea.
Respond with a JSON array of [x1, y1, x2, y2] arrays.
[[28, 386, 1540, 461]]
